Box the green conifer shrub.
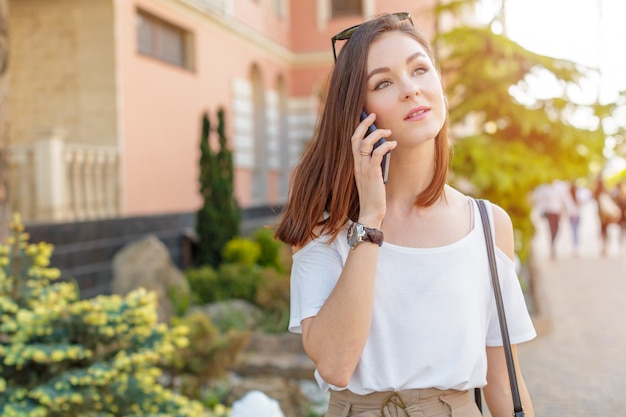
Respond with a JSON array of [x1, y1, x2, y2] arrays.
[[196, 109, 241, 267], [0, 215, 211, 417]]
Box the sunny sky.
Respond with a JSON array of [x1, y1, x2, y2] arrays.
[[478, 0, 626, 104]]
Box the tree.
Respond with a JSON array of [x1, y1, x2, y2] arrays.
[[195, 109, 240, 267], [433, 4, 607, 261], [0, 0, 9, 241]]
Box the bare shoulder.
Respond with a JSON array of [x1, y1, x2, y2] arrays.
[[490, 202, 513, 230], [489, 202, 515, 260], [449, 190, 515, 259]]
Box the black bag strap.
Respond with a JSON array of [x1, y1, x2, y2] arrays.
[[476, 199, 525, 417]]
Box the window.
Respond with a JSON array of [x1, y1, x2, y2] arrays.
[[332, 0, 362, 18], [136, 10, 194, 70]]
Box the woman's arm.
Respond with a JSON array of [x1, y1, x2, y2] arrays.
[[299, 233, 380, 388], [487, 203, 535, 416], [484, 345, 535, 417], [297, 115, 392, 388]]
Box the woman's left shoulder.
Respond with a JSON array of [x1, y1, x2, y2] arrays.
[[487, 202, 515, 260], [489, 202, 513, 230]]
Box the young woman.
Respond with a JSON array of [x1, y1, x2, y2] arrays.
[[275, 13, 536, 417]]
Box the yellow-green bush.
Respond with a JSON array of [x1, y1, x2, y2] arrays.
[[0, 215, 213, 417], [221, 238, 260, 266], [163, 311, 250, 399], [251, 228, 284, 272]]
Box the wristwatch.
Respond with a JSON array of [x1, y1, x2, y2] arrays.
[[347, 222, 384, 249]]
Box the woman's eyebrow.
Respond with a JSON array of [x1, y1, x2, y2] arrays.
[[367, 51, 428, 81], [407, 51, 427, 64]]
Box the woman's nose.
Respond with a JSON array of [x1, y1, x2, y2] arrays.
[[402, 78, 420, 99]]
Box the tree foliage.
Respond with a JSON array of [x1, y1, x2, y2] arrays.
[[436, 19, 607, 260], [196, 109, 241, 267]]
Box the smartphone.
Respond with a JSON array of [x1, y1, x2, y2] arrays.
[[361, 111, 390, 183]]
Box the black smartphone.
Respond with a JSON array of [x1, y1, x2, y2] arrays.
[[361, 111, 390, 183]]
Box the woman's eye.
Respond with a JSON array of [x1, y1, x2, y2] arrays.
[[374, 80, 391, 90], [414, 66, 428, 75]]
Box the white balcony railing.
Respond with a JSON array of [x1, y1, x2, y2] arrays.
[[8, 130, 121, 222]]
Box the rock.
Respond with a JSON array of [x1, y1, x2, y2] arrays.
[[111, 234, 190, 322], [230, 390, 285, 417], [190, 299, 263, 330], [228, 377, 304, 417], [228, 332, 318, 417], [235, 332, 316, 380]]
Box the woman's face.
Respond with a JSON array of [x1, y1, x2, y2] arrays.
[[363, 31, 446, 147]]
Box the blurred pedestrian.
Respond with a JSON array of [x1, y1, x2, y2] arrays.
[[565, 181, 582, 255], [592, 176, 621, 256], [613, 180, 626, 246], [533, 180, 569, 258]]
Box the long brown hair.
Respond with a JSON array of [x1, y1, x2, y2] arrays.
[[275, 14, 450, 247]]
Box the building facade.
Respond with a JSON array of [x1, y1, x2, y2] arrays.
[[7, 0, 438, 223]]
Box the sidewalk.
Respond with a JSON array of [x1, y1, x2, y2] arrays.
[[516, 201, 626, 415]]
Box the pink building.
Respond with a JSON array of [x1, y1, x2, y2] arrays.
[[7, 0, 438, 223]]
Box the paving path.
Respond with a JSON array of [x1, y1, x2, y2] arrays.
[[516, 201, 626, 416]]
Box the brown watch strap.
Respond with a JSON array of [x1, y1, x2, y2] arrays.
[[363, 226, 384, 246]]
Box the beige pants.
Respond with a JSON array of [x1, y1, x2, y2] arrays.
[[326, 388, 482, 417]]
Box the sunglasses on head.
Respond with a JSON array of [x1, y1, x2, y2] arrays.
[[330, 12, 414, 62]]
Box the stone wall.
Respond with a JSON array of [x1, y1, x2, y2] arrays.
[[26, 212, 195, 298]]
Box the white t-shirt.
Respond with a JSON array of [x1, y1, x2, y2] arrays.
[[288, 200, 536, 394]]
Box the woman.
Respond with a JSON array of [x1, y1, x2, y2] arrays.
[[275, 13, 536, 417]]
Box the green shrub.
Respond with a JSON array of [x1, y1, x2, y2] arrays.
[[164, 311, 250, 400], [185, 266, 221, 304], [252, 228, 284, 271], [185, 262, 262, 306], [0, 215, 209, 417], [216, 263, 261, 302], [168, 283, 192, 317], [255, 267, 290, 333], [185, 233, 292, 333], [222, 238, 260, 266]]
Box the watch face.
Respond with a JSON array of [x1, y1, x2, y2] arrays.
[[348, 223, 364, 247], [348, 222, 383, 248]]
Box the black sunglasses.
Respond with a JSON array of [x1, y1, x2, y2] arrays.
[[330, 12, 414, 62]]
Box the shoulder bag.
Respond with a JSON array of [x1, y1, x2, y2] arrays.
[[475, 199, 525, 417]]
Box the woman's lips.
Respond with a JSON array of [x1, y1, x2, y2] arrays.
[[404, 107, 429, 121]]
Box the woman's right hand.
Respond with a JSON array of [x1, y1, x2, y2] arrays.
[[351, 113, 396, 228]]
